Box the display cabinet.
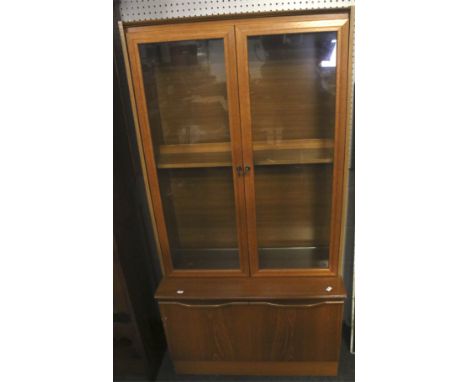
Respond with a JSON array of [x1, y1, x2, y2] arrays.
[[121, 10, 352, 376]]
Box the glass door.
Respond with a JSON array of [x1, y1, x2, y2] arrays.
[[236, 15, 350, 275], [126, 24, 248, 276]]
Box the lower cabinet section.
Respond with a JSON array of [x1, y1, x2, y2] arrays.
[[159, 300, 344, 376]]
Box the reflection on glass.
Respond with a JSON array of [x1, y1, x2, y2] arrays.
[[248, 32, 337, 269], [320, 39, 337, 67], [140, 39, 229, 146], [248, 32, 337, 142], [139, 39, 240, 270]]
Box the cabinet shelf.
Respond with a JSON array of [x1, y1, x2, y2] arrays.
[[156, 139, 333, 169], [157, 142, 232, 169], [254, 138, 334, 166]]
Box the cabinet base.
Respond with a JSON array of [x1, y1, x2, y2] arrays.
[[174, 361, 338, 376], [157, 277, 346, 377]]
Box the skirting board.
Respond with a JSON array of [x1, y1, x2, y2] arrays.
[[174, 361, 338, 376]]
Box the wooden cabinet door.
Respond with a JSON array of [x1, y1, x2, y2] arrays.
[[235, 14, 350, 276], [126, 23, 249, 276], [160, 300, 344, 375]]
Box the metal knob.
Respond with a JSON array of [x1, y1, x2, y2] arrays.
[[236, 166, 243, 176], [244, 165, 251, 174]]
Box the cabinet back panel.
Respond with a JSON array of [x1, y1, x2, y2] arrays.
[[158, 167, 240, 269], [140, 39, 231, 147], [248, 32, 337, 142], [254, 164, 333, 252]]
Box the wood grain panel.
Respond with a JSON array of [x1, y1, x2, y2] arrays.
[[160, 300, 343, 374]]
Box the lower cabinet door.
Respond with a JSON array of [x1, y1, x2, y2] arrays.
[[159, 300, 344, 376]]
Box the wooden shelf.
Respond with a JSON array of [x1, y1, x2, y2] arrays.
[[156, 139, 333, 169], [157, 142, 232, 169], [253, 139, 334, 166]]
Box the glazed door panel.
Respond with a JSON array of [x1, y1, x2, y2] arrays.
[[126, 24, 249, 276], [235, 15, 350, 275]]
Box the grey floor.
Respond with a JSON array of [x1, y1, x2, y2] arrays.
[[155, 340, 354, 382]]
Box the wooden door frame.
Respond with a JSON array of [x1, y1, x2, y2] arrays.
[[125, 22, 250, 277], [234, 13, 350, 277]]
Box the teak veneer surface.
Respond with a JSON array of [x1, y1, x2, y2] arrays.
[[159, 297, 344, 375], [155, 276, 346, 300]]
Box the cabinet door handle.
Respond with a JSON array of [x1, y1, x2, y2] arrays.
[[236, 166, 243, 176], [249, 301, 342, 308], [160, 302, 246, 308], [244, 165, 251, 174], [159, 301, 342, 308]]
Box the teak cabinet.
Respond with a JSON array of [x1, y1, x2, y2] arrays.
[[122, 11, 352, 376]]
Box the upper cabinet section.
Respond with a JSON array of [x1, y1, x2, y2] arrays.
[[124, 13, 351, 277]]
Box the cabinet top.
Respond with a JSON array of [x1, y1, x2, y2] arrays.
[[155, 276, 346, 301]]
